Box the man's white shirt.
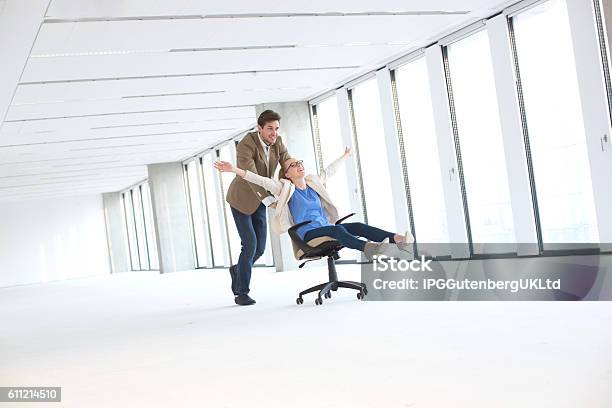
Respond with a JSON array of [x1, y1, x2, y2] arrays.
[[257, 133, 277, 208]]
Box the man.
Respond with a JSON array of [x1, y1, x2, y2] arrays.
[[226, 110, 291, 305]]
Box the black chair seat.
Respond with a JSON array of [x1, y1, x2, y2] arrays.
[[298, 240, 343, 260]]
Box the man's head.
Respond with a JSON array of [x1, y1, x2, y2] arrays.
[[257, 110, 281, 146], [280, 158, 305, 181]]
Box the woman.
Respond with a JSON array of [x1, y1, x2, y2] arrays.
[[214, 148, 413, 260]]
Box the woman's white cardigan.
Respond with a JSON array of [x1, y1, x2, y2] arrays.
[[242, 156, 346, 234]]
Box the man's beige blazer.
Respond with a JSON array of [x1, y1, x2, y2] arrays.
[[226, 131, 291, 215]]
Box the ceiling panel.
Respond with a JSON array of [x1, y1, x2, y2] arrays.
[[7, 88, 327, 120], [31, 15, 458, 55], [0, 128, 238, 149], [22, 47, 396, 83], [1, 119, 253, 142], [1, 105, 255, 133], [0, 131, 231, 155], [0, 0, 518, 201], [44, 0, 503, 19], [12, 70, 348, 103], [0, 148, 216, 173]]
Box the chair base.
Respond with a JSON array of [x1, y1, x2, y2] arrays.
[[296, 280, 368, 305], [295, 253, 367, 305]]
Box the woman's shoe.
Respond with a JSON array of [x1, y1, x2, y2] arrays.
[[403, 231, 415, 244], [364, 238, 390, 261], [381, 242, 415, 260]]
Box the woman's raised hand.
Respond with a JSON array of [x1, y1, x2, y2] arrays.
[[343, 146, 352, 158], [213, 160, 234, 173]]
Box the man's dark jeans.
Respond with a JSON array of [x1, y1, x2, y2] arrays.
[[230, 203, 267, 295]]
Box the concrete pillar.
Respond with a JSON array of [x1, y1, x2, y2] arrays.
[[567, 0, 612, 250], [255, 102, 315, 272], [487, 15, 539, 255], [376, 69, 411, 235], [147, 162, 195, 273], [603, 0, 612, 59], [103, 192, 131, 273], [425, 45, 470, 258], [257, 102, 318, 172]]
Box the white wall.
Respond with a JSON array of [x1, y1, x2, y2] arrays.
[[0, 0, 49, 122], [0, 195, 111, 287]]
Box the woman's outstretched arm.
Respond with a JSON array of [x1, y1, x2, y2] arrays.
[[320, 147, 351, 185], [214, 160, 283, 196]]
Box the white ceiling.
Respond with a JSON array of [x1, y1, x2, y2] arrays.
[[0, 0, 517, 202]]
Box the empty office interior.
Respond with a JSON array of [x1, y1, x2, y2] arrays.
[[2, 0, 612, 407]]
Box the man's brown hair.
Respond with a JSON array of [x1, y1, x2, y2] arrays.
[[257, 110, 281, 127]]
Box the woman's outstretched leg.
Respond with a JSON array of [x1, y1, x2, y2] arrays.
[[341, 222, 397, 242], [303, 224, 389, 260], [342, 222, 414, 249]]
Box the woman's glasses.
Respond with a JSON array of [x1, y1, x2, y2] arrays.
[[287, 160, 304, 169]]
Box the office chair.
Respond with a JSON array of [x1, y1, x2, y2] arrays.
[[288, 213, 368, 305]]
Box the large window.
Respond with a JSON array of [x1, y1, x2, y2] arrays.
[[140, 183, 159, 270], [445, 29, 517, 253], [218, 144, 243, 265], [132, 186, 149, 269], [185, 147, 274, 269], [394, 58, 450, 252], [185, 159, 211, 268], [122, 182, 159, 271], [512, 0, 599, 247], [122, 191, 140, 270], [201, 152, 227, 267], [313, 96, 359, 261], [350, 78, 397, 232], [314, 98, 354, 217]]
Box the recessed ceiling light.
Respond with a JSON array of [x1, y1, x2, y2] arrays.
[[13, 96, 116, 106], [52, 160, 122, 168], [91, 121, 180, 130], [243, 86, 311, 92], [180, 116, 253, 124], [170, 45, 296, 52], [41, 173, 101, 180], [344, 42, 372, 46], [387, 40, 412, 45], [30, 49, 169, 58], [301, 41, 411, 48], [70, 143, 147, 151], [122, 90, 225, 99]]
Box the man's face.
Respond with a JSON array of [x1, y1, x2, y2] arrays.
[[258, 120, 280, 145]]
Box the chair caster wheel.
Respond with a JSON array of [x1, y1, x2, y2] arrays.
[[296, 297, 304, 305], [363, 287, 368, 296], [324, 292, 331, 299], [315, 297, 323, 305], [357, 292, 365, 300]]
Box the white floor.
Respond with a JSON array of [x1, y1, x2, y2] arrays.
[[1, 265, 611, 408]]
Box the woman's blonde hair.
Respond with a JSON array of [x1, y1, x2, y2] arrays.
[[278, 167, 288, 180]]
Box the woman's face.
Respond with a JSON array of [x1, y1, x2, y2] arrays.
[[283, 158, 305, 180]]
